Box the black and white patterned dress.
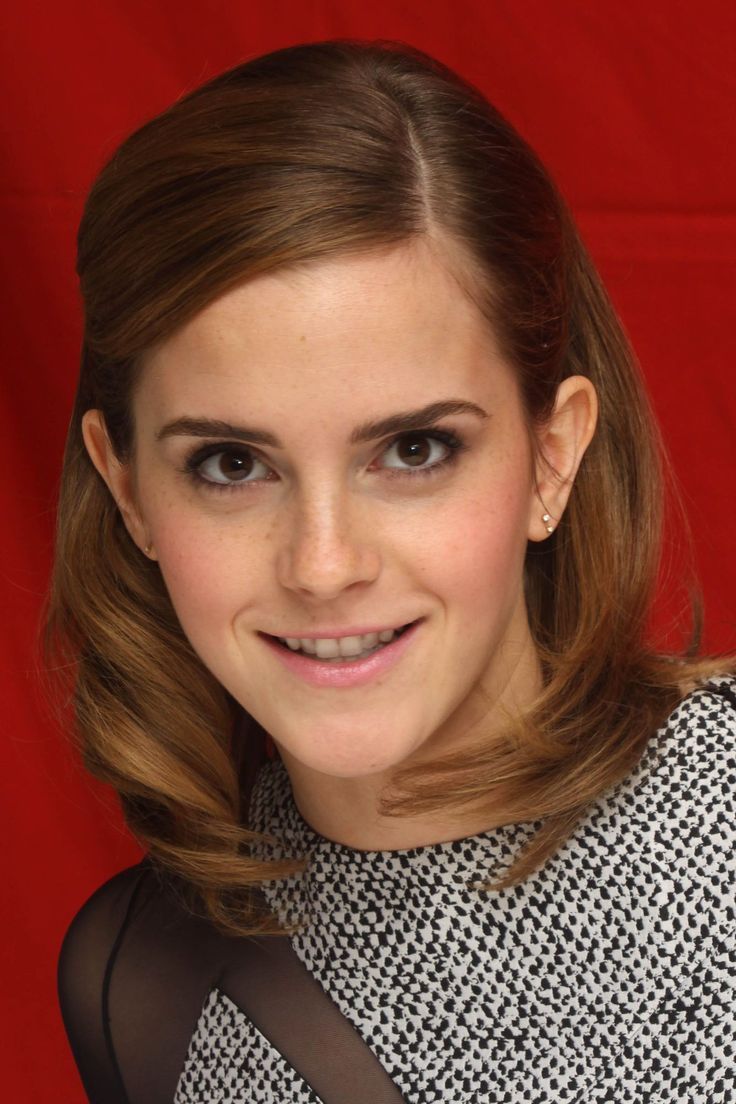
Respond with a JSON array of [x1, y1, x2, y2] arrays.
[[60, 678, 736, 1103]]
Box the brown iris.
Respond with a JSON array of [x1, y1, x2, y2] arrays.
[[396, 435, 432, 467], [217, 450, 253, 480]]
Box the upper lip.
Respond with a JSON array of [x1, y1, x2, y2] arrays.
[[263, 619, 418, 640]]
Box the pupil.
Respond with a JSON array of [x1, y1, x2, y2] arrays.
[[219, 452, 251, 480], [399, 436, 429, 467]]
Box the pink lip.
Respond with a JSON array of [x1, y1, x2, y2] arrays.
[[259, 619, 423, 688]]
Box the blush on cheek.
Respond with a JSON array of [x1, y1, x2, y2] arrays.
[[429, 489, 530, 608], [153, 524, 258, 646]]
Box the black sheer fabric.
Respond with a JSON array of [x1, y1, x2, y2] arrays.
[[59, 861, 212, 1103], [58, 728, 405, 1103], [58, 859, 405, 1103]]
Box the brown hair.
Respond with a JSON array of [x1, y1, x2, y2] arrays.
[[45, 39, 730, 935]]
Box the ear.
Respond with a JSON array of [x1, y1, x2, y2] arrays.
[[527, 375, 598, 542], [81, 410, 156, 559]]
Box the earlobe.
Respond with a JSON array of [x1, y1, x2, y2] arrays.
[[540, 510, 556, 535], [528, 376, 598, 542], [81, 409, 151, 554]]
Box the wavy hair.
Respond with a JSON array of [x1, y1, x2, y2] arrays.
[[45, 39, 729, 935]]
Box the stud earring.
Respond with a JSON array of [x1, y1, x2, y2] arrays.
[[144, 542, 154, 556], [542, 512, 556, 535]]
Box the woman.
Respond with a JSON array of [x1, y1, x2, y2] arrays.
[[50, 39, 734, 1103]]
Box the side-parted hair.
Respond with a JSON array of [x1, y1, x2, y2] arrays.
[[45, 39, 729, 935]]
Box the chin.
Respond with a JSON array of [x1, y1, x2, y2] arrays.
[[277, 729, 421, 780]]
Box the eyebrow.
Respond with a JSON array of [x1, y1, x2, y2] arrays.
[[156, 399, 489, 447]]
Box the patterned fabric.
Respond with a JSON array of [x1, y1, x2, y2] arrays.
[[176, 678, 736, 1103]]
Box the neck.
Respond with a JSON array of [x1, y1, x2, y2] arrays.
[[277, 636, 542, 852]]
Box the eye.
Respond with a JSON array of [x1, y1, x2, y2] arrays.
[[378, 430, 464, 478], [194, 447, 270, 485], [182, 427, 466, 492]]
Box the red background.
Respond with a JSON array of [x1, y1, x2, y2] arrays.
[[1, 2, 734, 1099]]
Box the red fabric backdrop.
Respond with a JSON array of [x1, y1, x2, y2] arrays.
[[1, 2, 734, 1099]]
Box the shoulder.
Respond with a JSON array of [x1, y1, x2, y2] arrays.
[[648, 674, 736, 811], [58, 859, 221, 1104], [638, 673, 733, 812], [58, 859, 162, 1004], [566, 676, 736, 896], [666, 672, 736, 741], [662, 674, 735, 851], [58, 860, 155, 996], [57, 861, 156, 1103], [625, 678, 736, 1007], [58, 855, 219, 1020], [589, 675, 736, 916]]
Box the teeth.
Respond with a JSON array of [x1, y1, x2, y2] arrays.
[[315, 638, 341, 659], [280, 627, 403, 659]]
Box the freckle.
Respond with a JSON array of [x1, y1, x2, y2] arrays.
[[299, 334, 306, 342]]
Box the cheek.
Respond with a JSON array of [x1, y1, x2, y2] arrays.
[[150, 507, 266, 639], [414, 474, 532, 617]]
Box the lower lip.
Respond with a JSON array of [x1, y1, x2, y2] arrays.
[[258, 620, 424, 688]]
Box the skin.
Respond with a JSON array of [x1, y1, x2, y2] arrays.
[[83, 238, 597, 850]]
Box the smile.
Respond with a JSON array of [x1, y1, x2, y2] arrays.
[[275, 624, 413, 661], [259, 620, 423, 688]]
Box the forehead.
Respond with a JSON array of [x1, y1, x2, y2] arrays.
[[137, 240, 517, 422]]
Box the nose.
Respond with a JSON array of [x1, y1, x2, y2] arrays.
[[275, 489, 381, 601]]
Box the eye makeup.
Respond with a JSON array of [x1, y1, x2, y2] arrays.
[[178, 427, 469, 494]]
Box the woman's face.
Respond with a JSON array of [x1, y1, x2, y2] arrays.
[[97, 240, 553, 780]]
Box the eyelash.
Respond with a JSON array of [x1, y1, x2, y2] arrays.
[[180, 429, 467, 494]]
